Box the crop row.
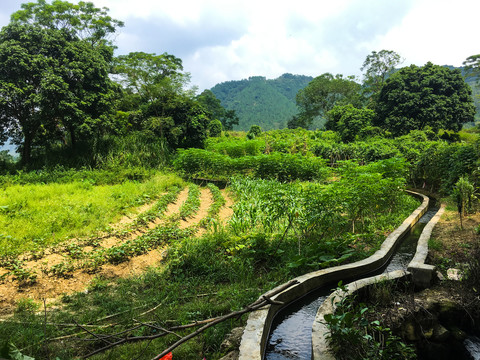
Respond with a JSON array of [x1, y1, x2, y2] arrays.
[[0, 183, 226, 283]]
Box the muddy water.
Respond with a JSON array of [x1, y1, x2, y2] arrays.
[[264, 204, 439, 360]]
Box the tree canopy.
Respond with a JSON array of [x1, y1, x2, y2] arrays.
[[0, 22, 115, 163], [361, 50, 402, 102], [325, 104, 375, 142], [291, 73, 363, 129], [374, 62, 475, 136], [196, 90, 239, 131], [10, 0, 124, 46], [113, 52, 210, 149]]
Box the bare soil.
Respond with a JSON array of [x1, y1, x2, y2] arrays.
[[0, 187, 234, 315]]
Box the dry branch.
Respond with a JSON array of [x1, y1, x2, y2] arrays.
[[80, 279, 299, 359]]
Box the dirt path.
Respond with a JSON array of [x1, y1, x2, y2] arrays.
[[0, 186, 234, 315], [179, 188, 213, 229]]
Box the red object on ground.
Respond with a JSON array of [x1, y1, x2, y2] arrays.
[[159, 353, 172, 360]]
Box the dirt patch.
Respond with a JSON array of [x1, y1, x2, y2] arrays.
[[429, 209, 480, 267], [111, 199, 161, 230]]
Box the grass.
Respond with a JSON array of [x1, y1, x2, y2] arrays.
[[1, 234, 277, 360], [0, 173, 185, 257], [0, 162, 423, 359]]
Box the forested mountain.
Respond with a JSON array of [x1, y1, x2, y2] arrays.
[[211, 67, 480, 131], [210, 73, 313, 130]]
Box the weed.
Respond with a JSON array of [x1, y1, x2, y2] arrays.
[[5, 260, 38, 285], [324, 283, 416, 360], [15, 298, 40, 314], [428, 237, 443, 251], [49, 260, 76, 278]]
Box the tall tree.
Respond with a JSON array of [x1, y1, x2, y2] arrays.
[[0, 23, 116, 163], [113, 52, 210, 148], [361, 50, 402, 102], [0, 1, 121, 164], [375, 62, 475, 136], [291, 73, 362, 129], [463, 54, 480, 81], [10, 0, 123, 46], [197, 90, 238, 130]]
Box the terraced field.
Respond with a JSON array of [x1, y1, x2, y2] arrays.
[[0, 183, 234, 313]]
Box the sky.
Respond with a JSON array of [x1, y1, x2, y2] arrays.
[[1, 0, 479, 91]]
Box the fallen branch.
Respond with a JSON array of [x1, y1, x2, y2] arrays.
[[151, 279, 299, 360], [80, 279, 299, 359]]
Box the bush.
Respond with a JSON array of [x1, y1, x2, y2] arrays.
[[208, 119, 223, 137], [247, 125, 262, 139]]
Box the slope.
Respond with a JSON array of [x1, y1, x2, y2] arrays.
[[211, 73, 313, 131]]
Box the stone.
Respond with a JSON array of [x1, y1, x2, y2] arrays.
[[423, 327, 434, 339], [220, 327, 244, 353], [403, 321, 419, 341], [436, 271, 445, 281], [450, 326, 468, 341], [447, 268, 463, 281], [432, 323, 450, 342]]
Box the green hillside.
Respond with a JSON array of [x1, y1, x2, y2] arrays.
[[211, 73, 313, 131]]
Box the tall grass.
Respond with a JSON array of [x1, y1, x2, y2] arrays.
[[24, 131, 172, 170]]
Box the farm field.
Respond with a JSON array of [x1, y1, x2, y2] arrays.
[[1, 2, 480, 357], [0, 140, 422, 359]]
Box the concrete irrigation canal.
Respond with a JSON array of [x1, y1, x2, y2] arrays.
[[238, 191, 447, 359]]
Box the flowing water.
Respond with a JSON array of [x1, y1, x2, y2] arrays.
[[465, 336, 480, 360], [264, 203, 439, 360]]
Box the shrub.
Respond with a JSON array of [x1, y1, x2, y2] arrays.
[[324, 283, 416, 360], [208, 119, 223, 137]]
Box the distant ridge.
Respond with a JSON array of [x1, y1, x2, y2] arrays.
[[210, 67, 480, 131], [211, 73, 313, 131]]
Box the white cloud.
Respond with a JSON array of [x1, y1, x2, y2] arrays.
[[1, 0, 479, 90], [377, 0, 480, 68]]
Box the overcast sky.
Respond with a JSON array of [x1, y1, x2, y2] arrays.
[[1, 0, 479, 91]]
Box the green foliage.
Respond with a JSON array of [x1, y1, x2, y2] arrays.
[[211, 73, 313, 130], [178, 184, 201, 220], [228, 160, 413, 239], [206, 137, 265, 157], [0, 22, 116, 164], [197, 89, 239, 130], [208, 119, 223, 137], [361, 50, 403, 102], [198, 183, 226, 229], [294, 73, 364, 129], [10, 0, 124, 46], [325, 105, 375, 142], [174, 149, 329, 182], [324, 284, 416, 360], [453, 176, 476, 229], [326, 283, 415, 359], [413, 141, 479, 193], [375, 62, 476, 135], [247, 125, 262, 139], [113, 52, 210, 149], [0, 171, 184, 257]]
